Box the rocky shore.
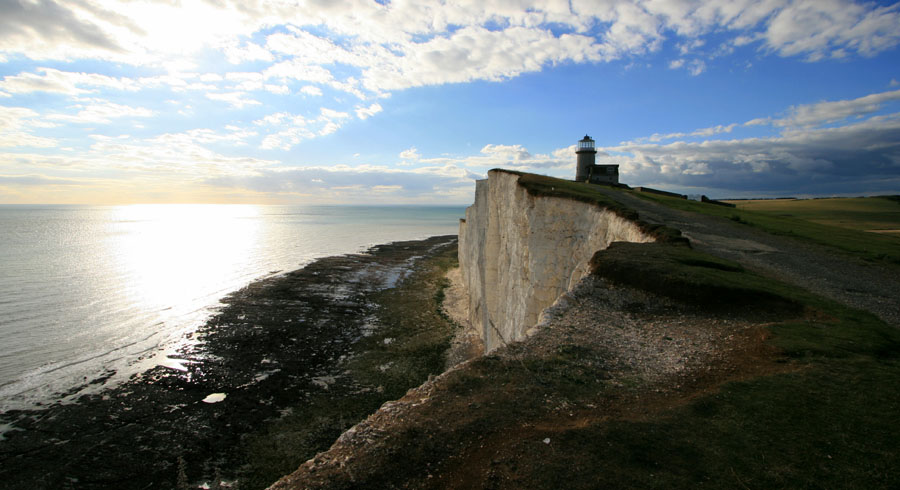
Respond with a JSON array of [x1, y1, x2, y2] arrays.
[[0, 235, 459, 490]]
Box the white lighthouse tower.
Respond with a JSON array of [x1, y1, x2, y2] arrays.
[[574, 134, 619, 185], [575, 135, 596, 182]]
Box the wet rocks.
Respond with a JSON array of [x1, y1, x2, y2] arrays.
[[0, 236, 456, 490]]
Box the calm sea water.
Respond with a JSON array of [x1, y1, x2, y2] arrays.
[[0, 204, 463, 413]]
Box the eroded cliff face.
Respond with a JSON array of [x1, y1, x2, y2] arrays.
[[459, 170, 654, 352]]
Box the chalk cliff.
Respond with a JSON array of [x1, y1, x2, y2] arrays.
[[458, 170, 654, 352]]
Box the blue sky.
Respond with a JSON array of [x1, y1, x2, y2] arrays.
[[1, 0, 899, 204]]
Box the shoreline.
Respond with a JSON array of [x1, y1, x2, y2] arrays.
[[0, 235, 459, 490]]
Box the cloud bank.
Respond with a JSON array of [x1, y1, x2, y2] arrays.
[[609, 90, 900, 196], [1, 1, 899, 202], [3, 0, 899, 96]]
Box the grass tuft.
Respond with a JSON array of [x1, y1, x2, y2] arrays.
[[590, 241, 800, 314]]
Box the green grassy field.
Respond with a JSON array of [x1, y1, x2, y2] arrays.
[[630, 191, 900, 265], [571, 240, 900, 489], [725, 196, 900, 235]]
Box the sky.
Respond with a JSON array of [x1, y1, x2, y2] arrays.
[[1, 0, 900, 204]]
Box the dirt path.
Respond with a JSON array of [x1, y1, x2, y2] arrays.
[[593, 188, 900, 328]]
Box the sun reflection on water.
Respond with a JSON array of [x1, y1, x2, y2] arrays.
[[109, 204, 263, 321]]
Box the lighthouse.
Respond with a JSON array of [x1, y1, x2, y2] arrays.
[[574, 134, 619, 185], [575, 134, 596, 182]]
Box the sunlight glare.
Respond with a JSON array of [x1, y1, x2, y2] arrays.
[[109, 204, 262, 321], [107, 0, 252, 55]]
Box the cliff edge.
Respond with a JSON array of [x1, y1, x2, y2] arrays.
[[458, 169, 653, 352]]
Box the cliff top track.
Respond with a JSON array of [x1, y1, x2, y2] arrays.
[[588, 185, 900, 329]]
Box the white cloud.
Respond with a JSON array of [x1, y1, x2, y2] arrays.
[[1, 1, 897, 82], [320, 108, 351, 120], [0, 2, 895, 125], [0, 106, 58, 148], [300, 86, 323, 96], [399, 147, 421, 160], [359, 25, 604, 92], [84, 131, 274, 177], [265, 26, 358, 65], [206, 162, 477, 203], [0, 128, 273, 187], [356, 103, 383, 120], [265, 84, 290, 95], [205, 91, 261, 109], [137, 73, 217, 92], [264, 61, 335, 85], [255, 112, 316, 150], [744, 117, 771, 126], [0, 68, 229, 98], [224, 42, 274, 65], [760, 0, 900, 60], [626, 88, 900, 148], [608, 114, 900, 195], [414, 143, 574, 172], [677, 38, 706, 55], [0, 68, 138, 95], [605, 90, 900, 195], [668, 58, 706, 75], [630, 123, 739, 144], [319, 122, 341, 136], [316, 108, 352, 136], [0, 0, 124, 61], [776, 89, 900, 127], [47, 99, 155, 124], [480, 144, 533, 161], [0, 174, 93, 187], [687, 59, 706, 75]]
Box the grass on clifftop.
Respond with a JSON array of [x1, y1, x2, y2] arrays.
[[728, 196, 900, 235], [524, 354, 900, 489], [553, 242, 900, 489], [630, 189, 900, 265], [495, 169, 687, 244], [591, 241, 900, 360]]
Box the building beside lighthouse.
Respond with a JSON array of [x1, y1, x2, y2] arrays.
[[574, 135, 618, 185]]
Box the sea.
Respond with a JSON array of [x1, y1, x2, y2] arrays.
[[0, 204, 464, 415]]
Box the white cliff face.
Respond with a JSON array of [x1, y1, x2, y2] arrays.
[[459, 170, 654, 352]]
